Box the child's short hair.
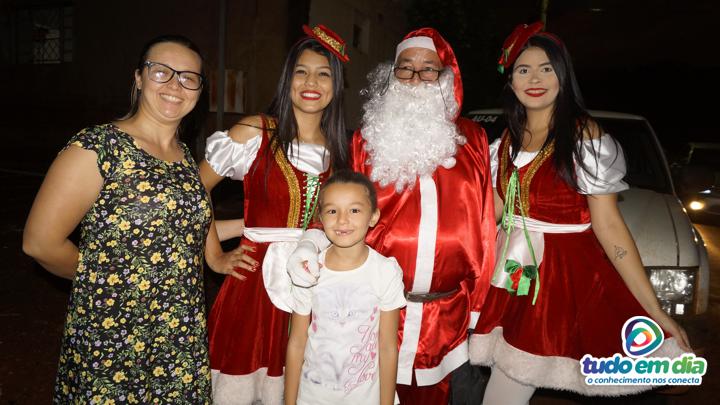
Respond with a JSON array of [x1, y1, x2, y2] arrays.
[[320, 170, 378, 211]]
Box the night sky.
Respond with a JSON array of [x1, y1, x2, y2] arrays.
[[550, 0, 719, 147], [409, 0, 719, 152], [3, 0, 717, 155]]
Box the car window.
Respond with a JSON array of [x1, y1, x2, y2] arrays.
[[596, 118, 672, 194], [468, 112, 673, 194], [470, 113, 506, 141]]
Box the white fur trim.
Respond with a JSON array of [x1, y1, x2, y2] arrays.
[[397, 301, 423, 385], [397, 176, 439, 385], [211, 368, 284, 405], [415, 338, 468, 386], [469, 327, 685, 397], [412, 175, 438, 293], [395, 36, 437, 61]]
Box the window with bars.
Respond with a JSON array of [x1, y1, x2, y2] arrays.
[[5, 5, 73, 64]]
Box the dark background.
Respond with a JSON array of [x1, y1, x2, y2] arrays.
[[2, 0, 718, 159], [407, 0, 719, 153], [1, 0, 718, 403]]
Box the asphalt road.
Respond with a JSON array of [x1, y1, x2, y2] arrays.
[[0, 168, 717, 404]]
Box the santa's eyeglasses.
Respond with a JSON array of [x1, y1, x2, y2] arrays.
[[393, 66, 442, 82]]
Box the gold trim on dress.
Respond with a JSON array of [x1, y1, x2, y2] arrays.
[[265, 116, 301, 228], [498, 131, 555, 214], [520, 141, 554, 212]]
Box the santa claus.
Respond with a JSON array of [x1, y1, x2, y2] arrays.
[[289, 28, 496, 403]]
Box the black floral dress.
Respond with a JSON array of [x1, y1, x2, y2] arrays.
[[53, 124, 212, 404]]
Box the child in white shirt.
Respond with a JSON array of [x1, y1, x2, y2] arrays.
[[285, 170, 406, 405]]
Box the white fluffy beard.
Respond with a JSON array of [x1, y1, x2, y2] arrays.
[[360, 63, 466, 192]]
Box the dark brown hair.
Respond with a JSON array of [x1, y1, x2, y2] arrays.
[[320, 170, 378, 211]]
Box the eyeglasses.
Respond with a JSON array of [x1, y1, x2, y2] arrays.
[[393, 66, 442, 82], [143, 61, 204, 90]]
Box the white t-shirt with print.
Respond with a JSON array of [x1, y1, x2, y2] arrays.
[[292, 246, 407, 405]]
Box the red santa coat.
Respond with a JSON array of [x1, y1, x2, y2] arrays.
[[349, 27, 495, 387], [350, 118, 495, 386]]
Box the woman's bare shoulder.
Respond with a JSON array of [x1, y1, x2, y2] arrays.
[[581, 118, 603, 140], [227, 115, 264, 144]]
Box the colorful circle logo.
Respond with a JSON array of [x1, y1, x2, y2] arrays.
[[621, 316, 664, 358]]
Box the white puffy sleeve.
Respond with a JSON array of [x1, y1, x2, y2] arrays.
[[489, 137, 502, 189], [204, 130, 262, 180], [575, 134, 629, 195]]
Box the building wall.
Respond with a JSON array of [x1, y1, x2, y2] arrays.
[[221, 0, 304, 128], [0, 0, 294, 148], [0, 0, 406, 160], [309, 0, 408, 128], [2, 1, 211, 133]]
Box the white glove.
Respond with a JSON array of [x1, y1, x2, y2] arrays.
[[287, 240, 320, 287], [286, 229, 329, 287]]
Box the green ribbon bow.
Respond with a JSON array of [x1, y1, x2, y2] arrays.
[[503, 260, 538, 300], [498, 169, 541, 305]]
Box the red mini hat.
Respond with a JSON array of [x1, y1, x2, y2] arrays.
[[497, 21, 544, 74], [302, 24, 350, 62]]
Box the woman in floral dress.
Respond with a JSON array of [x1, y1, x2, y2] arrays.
[[24, 35, 213, 403]]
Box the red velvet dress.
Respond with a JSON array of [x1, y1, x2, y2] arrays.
[[350, 117, 497, 389], [469, 135, 683, 396], [207, 116, 329, 404]]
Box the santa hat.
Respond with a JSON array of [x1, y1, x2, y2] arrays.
[[396, 28, 463, 120]]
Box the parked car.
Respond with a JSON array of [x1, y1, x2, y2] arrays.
[[468, 109, 710, 317], [673, 142, 720, 223]]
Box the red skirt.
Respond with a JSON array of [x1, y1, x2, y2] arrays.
[[470, 230, 684, 396], [208, 241, 289, 376]]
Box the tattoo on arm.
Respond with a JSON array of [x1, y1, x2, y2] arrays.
[[614, 245, 627, 260]]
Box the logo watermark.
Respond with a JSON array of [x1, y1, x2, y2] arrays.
[[580, 316, 706, 386]]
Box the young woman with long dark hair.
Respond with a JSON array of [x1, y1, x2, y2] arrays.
[[469, 23, 690, 404], [198, 25, 350, 404]]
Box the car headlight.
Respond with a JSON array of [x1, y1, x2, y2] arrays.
[[647, 268, 697, 316], [688, 200, 706, 211]]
